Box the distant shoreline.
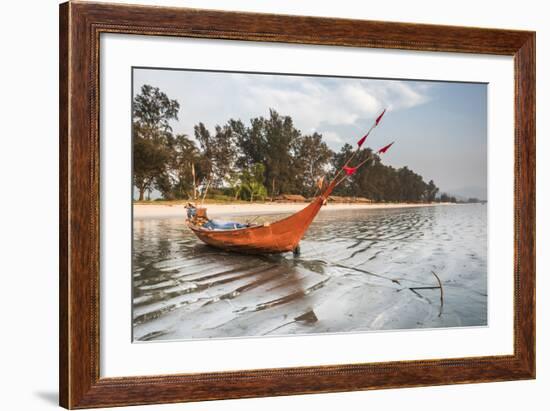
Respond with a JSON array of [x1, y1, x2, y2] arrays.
[[133, 201, 458, 220]]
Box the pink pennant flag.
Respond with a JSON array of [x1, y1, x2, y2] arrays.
[[343, 165, 358, 176], [377, 141, 394, 154], [375, 109, 386, 126], [357, 131, 370, 147]]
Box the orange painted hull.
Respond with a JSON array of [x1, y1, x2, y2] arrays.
[[188, 181, 336, 254], [188, 197, 324, 254]]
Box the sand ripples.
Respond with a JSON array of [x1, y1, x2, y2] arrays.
[[133, 205, 487, 341]]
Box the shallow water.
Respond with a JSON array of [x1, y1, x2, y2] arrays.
[[132, 204, 487, 342]]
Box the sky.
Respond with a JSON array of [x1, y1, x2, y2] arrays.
[[133, 67, 487, 199]]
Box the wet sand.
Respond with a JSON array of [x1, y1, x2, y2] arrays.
[[132, 204, 487, 342], [134, 202, 453, 220]]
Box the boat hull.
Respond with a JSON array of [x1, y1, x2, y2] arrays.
[[188, 197, 324, 254]]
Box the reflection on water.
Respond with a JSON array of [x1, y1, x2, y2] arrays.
[[132, 204, 487, 341]]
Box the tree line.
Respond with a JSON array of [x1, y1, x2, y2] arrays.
[[133, 84, 448, 203]]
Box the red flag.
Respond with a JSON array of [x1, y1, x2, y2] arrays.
[[377, 142, 394, 154], [375, 109, 386, 126], [343, 165, 358, 176], [357, 131, 370, 147]]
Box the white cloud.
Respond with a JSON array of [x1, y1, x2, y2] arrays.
[[321, 131, 344, 143], [237, 75, 430, 141], [134, 69, 431, 144]]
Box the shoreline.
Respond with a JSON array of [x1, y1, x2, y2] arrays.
[[133, 202, 457, 220]]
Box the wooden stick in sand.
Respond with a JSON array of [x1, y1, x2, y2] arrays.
[[431, 271, 444, 317], [408, 271, 444, 317]]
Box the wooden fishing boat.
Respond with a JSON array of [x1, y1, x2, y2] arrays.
[[187, 181, 336, 254], [186, 109, 392, 255]]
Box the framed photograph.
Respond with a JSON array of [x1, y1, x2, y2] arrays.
[[59, 1, 535, 408]]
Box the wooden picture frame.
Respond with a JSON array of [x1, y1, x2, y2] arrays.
[[59, 1, 535, 408]]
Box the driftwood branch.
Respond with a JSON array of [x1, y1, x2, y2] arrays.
[[431, 271, 444, 317], [408, 271, 444, 317]]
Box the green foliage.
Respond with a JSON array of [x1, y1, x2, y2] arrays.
[[166, 134, 204, 200], [292, 132, 333, 198], [331, 145, 439, 203], [133, 129, 172, 201], [133, 85, 180, 201], [227, 163, 268, 202], [240, 163, 268, 202], [133, 84, 441, 203], [133, 84, 180, 131], [438, 193, 458, 203], [466, 197, 481, 203], [426, 180, 439, 202]]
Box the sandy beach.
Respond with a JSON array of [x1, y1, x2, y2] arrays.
[[133, 202, 452, 219]]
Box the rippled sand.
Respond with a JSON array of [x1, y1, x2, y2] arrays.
[[132, 204, 487, 342]]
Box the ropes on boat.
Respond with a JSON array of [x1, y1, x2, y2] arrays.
[[186, 108, 395, 235], [325, 108, 394, 192]]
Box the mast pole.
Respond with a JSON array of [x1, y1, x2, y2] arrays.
[[332, 122, 377, 182], [200, 179, 211, 206], [318, 109, 387, 199], [329, 108, 386, 186]]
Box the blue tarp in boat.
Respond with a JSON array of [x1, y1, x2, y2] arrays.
[[202, 220, 249, 230], [186, 205, 249, 230]]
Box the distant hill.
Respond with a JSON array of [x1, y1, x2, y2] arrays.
[[445, 185, 487, 202]]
